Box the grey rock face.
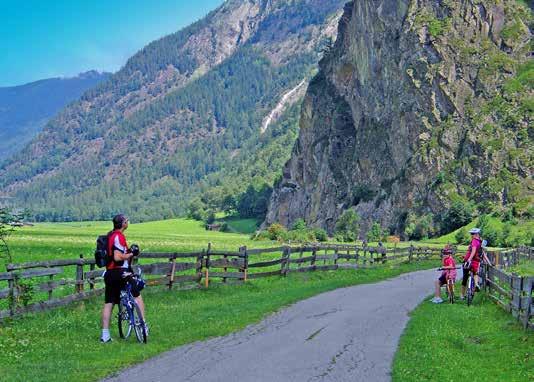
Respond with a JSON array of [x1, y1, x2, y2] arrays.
[[265, 0, 533, 234]]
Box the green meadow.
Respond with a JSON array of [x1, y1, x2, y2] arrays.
[[5, 218, 270, 264]]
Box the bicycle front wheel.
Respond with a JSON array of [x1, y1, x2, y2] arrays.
[[118, 303, 133, 339], [131, 302, 147, 344], [448, 282, 455, 304]]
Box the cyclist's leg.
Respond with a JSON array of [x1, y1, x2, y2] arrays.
[[102, 270, 121, 341], [129, 280, 145, 320], [134, 295, 145, 319], [461, 267, 469, 297], [472, 262, 480, 290]]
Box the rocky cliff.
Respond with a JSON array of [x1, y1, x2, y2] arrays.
[[265, 0, 533, 235]]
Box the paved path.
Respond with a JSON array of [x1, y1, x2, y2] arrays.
[[104, 269, 434, 382]]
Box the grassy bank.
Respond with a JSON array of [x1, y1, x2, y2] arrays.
[[393, 292, 534, 382], [0, 260, 437, 382]]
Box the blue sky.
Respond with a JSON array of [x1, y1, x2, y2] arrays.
[[0, 0, 223, 86]]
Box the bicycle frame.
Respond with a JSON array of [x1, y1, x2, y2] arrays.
[[117, 274, 147, 343]]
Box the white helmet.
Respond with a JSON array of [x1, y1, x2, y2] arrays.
[[469, 227, 481, 234]]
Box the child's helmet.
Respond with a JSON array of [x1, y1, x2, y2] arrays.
[[442, 245, 453, 255]]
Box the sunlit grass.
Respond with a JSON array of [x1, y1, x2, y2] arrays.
[[393, 292, 534, 382]]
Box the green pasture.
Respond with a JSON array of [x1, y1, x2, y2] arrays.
[[4, 218, 270, 264], [393, 292, 534, 382]]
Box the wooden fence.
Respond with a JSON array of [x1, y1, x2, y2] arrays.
[[3, 243, 532, 329], [0, 243, 442, 321], [484, 246, 534, 330]]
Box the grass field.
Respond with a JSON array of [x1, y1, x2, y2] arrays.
[[393, 291, 534, 382], [0, 260, 439, 382], [3, 218, 272, 264]]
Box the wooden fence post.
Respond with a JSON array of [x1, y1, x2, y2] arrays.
[[168, 254, 176, 290], [311, 247, 317, 270], [76, 254, 84, 293], [239, 246, 248, 282], [408, 245, 414, 263], [48, 273, 54, 300], [196, 250, 204, 285], [88, 263, 95, 291], [334, 248, 339, 265], [223, 252, 228, 284], [205, 243, 211, 288], [523, 279, 533, 330], [282, 246, 291, 276], [8, 274, 14, 317]]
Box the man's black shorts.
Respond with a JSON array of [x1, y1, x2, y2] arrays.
[[104, 269, 141, 304]]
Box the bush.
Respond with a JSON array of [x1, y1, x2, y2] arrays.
[[313, 228, 328, 242], [441, 200, 474, 234], [405, 213, 435, 240], [267, 223, 287, 241], [292, 218, 307, 230], [455, 227, 470, 245], [335, 209, 360, 242], [367, 222, 384, 242], [205, 211, 216, 225], [476, 215, 504, 247]]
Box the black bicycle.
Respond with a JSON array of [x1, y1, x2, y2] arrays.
[[117, 270, 147, 343]]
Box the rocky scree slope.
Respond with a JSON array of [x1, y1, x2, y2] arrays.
[[265, 0, 533, 235], [0, 0, 345, 221]]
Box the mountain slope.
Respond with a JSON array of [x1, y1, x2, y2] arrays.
[[265, 0, 533, 236], [0, 0, 345, 221], [0, 71, 110, 162]]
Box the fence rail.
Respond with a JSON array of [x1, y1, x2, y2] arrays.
[[1, 243, 532, 329]]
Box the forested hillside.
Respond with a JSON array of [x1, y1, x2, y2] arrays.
[[0, 71, 110, 162], [0, 0, 345, 221]]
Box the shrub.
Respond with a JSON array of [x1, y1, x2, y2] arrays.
[[335, 209, 360, 242], [267, 223, 287, 241], [367, 222, 384, 242], [205, 211, 216, 225], [219, 222, 230, 233], [476, 215, 502, 247], [455, 227, 470, 245], [313, 228, 328, 242], [441, 200, 474, 234], [292, 218, 307, 230]]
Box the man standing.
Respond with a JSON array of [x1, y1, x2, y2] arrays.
[[101, 214, 146, 343], [460, 227, 482, 299]]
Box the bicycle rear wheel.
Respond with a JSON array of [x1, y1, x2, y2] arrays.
[[131, 302, 147, 344], [118, 303, 132, 339], [466, 276, 474, 306], [447, 281, 455, 304]]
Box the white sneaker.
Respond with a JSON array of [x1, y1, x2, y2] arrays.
[[431, 297, 443, 304]]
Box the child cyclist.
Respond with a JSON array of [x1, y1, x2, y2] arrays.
[[431, 245, 457, 304]]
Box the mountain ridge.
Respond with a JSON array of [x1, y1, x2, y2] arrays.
[[0, 0, 346, 221], [0, 71, 110, 162]]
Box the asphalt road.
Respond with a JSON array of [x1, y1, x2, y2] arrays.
[[104, 269, 434, 382]]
